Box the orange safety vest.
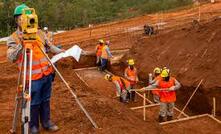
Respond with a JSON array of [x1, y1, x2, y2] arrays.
[[158, 77, 176, 103], [112, 76, 130, 91], [11, 30, 53, 80], [96, 44, 103, 56], [101, 45, 108, 59], [151, 76, 162, 96], [125, 67, 137, 85]]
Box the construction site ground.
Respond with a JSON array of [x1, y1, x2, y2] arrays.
[[1, 1, 221, 134]]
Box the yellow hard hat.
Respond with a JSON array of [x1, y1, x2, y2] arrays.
[[104, 74, 112, 80], [161, 69, 169, 78], [127, 59, 135, 65], [99, 39, 104, 44], [163, 67, 170, 74], [153, 67, 161, 74]]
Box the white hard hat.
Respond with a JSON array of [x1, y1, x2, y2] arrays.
[[43, 27, 48, 31]]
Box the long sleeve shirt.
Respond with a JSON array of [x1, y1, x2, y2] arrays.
[[144, 78, 181, 91], [7, 29, 63, 63]]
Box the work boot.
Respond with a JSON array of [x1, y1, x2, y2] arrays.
[[30, 126, 40, 134], [43, 120, 59, 132], [119, 96, 129, 103], [167, 116, 173, 121], [158, 115, 165, 123], [40, 101, 59, 132]]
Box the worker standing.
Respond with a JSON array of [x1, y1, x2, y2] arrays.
[[124, 59, 139, 101], [100, 40, 113, 71], [95, 39, 104, 66], [141, 68, 181, 122], [43, 27, 53, 43], [7, 4, 63, 134], [42, 26, 53, 53], [104, 74, 131, 103], [149, 67, 162, 103]]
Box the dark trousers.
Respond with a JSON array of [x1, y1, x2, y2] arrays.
[[30, 74, 53, 129], [100, 58, 108, 71]]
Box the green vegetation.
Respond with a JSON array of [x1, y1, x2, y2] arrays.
[[0, 0, 192, 37]]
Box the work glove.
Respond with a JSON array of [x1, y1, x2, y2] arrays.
[[169, 86, 176, 91]]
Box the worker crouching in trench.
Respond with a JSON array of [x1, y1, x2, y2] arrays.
[[105, 74, 131, 103]]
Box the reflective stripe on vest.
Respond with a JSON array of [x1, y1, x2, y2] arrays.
[[18, 57, 48, 68], [101, 45, 108, 59], [31, 65, 49, 75], [158, 77, 176, 103], [11, 30, 52, 80], [113, 76, 130, 91], [96, 45, 103, 56], [152, 76, 162, 95], [125, 67, 137, 84]]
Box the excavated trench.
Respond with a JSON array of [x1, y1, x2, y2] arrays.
[[57, 18, 221, 119], [58, 56, 221, 133], [56, 51, 221, 121]]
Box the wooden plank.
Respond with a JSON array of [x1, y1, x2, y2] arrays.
[[208, 114, 221, 124], [130, 103, 160, 110], [135, 91, 153, 104], [74, 71, 90, 87], [160, 114, 209, 125], [73, 67, 97, 71]]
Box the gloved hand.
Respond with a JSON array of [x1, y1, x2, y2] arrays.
[[169, 86, 175, 91]]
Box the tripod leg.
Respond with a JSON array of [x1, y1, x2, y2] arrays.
[[10, 93, 21, 134], [11, 59, 23, 133], [21, 48, 32, 134], [37, 45, 98, 128]]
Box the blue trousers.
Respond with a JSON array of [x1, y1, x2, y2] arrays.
[[30, 74, 53, 129], [101, 58, 108, 71]]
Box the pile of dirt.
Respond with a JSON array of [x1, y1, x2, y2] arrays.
[[118, 18, 221, 119]]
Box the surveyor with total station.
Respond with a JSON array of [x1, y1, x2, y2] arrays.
[[7, 4, 63, 134], [141, 68, 181, 122], [100, 40, 113, 71], [95, 39, 104, 66], [124, 59, 139, 101], [149, 67, 162, 103], [104, 74, 131, 103]]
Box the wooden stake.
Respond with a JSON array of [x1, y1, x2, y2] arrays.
[[177, 79, 203, 119], [135, 91, 153, 104], [147, 90, 150, 99], [143, 93, 146, 121], [213, 97, 216, 117]]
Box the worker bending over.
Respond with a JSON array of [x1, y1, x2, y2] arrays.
[[7, 4, 63, 134], [141, 68, 181, 122], [149, 67, 162, 103], [105, 74, 131, 103], [100, 40, 113, 71], [95, 39, 104, 66], [124, 59, 139, 101]]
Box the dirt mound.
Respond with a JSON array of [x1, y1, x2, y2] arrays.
[[54, 2, 221, 46], [119, 18, 221, 119]]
